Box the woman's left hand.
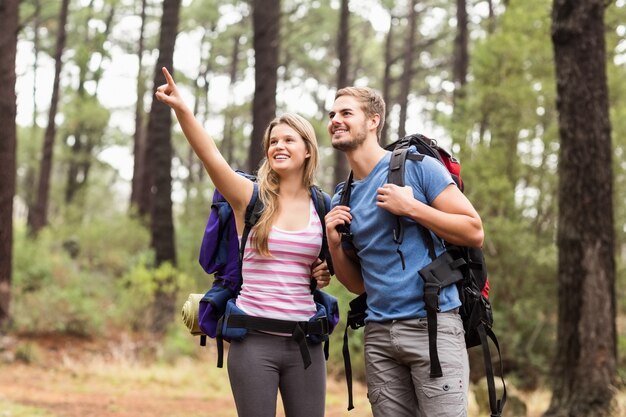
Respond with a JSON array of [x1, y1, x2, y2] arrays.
[[311, 258, 331, 289]]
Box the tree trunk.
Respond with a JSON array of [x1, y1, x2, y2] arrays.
[[486, 0, 496, 34], [222, 33, 241, 165], [0, 0, 19, 329], [184, 29, 212, 212], [453, 0, 468, 104], [146, 0, 181, 333], [31, 0, 41, 125], [24, 0, 41, 220], [28, 0, 70, 235], [131, 0, 149, 216], [333, 0, 351, 186], [545, 1, 616, 416], [381, 15, 396, 147], [249, 0, 279, 173], [397, 0, 417, 139], [132, 3, 149, 212], [28, 0, 70, 236]]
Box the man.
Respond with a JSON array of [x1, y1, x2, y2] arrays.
[[325, 87, 483, 417]]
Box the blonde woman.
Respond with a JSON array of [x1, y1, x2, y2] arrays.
[[156, 67, 331, 417]]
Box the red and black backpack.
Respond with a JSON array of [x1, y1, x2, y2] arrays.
[[339, 133, 505, 416]]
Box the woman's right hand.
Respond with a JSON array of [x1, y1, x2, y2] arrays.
[[155, 67, 188, 113]]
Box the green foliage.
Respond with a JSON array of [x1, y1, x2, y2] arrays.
[[14, 341, 43, 364], [180, 0, 222, 33], [11, 213, 190, 339], [12, 227, 107, 336], [485, 216, 558, 386], [174, 200, 213, 291], [159, 322, 202, 363], [441, 0, 562, 386], [54, 211, 151, 276], [0, 400, 56, 417], [113, 259, 193, 332], [62, 95, 110, 138]]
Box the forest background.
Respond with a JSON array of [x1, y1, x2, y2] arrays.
[[0, 0, 625, 416]]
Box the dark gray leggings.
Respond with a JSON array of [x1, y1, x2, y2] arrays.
[[227, 331, 326, 417]]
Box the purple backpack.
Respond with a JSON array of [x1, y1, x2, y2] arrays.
[[195, 171, 340, 368], [197, 171, 256, 338]]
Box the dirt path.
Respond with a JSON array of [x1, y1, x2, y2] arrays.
[[0, 334, 372, 417]]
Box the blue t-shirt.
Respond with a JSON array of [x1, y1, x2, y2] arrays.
[[331, 150, 461, 322]]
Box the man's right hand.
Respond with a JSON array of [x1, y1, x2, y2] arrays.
[[325, 205, 352, 248]]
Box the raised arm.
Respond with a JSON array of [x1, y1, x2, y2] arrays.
[[155, 67, 253, 213]]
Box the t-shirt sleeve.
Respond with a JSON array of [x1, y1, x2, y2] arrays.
[[408, 154, 454, 204], [331, 182, 344, 208]]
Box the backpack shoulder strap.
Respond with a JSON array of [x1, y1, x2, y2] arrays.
[[387, 148, 434, 267], [310, 186, 334, 276], [239, 182, 261, 261], [388, 147, 425, 187], [338, 172, 354, 207]]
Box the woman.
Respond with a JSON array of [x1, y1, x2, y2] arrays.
[[155, 67, 330, 417]]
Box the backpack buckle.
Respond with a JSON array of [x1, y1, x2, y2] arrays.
[[423, 282, 441, 312], [337, 223, 353, 243]]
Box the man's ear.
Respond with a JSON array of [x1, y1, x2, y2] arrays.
[[369, 114, 381, 132]]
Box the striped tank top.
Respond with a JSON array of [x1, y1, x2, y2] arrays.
[[236, 199, 322, 322]]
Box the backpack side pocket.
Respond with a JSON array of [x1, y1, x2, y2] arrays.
[[198, 284, 236, 338]]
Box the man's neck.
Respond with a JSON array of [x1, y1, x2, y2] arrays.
[[345, 137, 387, 180]]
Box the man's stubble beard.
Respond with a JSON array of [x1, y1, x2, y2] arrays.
[[331, 129, 367, 152]]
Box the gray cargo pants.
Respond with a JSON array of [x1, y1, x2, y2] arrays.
[[364, 311, 469, 417]]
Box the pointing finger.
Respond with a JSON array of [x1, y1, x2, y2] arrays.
[[161, 67, 175, 87]]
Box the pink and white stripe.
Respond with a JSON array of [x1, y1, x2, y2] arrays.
[[236, 200, 322, 321]]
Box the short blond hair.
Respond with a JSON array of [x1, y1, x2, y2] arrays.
[[335, 87, 386, 140]]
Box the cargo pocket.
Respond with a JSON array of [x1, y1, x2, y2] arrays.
[[367, 385, 387, 415], [420, 376, 465, 407]]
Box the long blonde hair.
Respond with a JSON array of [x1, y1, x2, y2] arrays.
[[252, 113, 319, 256]]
